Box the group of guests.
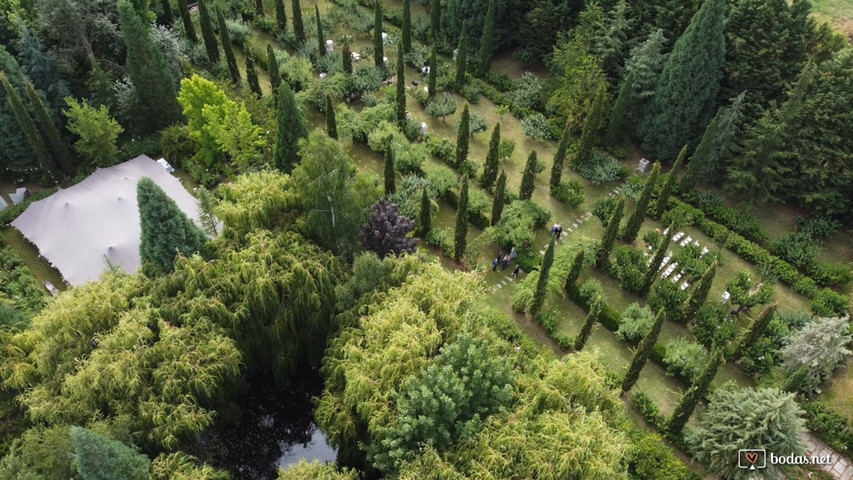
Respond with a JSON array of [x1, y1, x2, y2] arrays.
[[550, 223, 563, 237], [493, 247, 521, 277]]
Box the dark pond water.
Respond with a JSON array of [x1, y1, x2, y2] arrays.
[[191, 369, 338, 480]]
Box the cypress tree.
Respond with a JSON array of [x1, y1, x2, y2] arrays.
[[384, 146, 395, 195], [217, 5, 241, 85], [782, 365, 810, 394], [604, 72, 632, 146], [455, 21, 467, 90], [24, 81, 71, 172], [273, 81, 308, 173], [531, 235, 556, 319], [595, 197, 624, 269], [292, 0, 305, 43], [455, 103, 470, 167], [519, 151, 537, 200], [177, 0, 197, 43], [622, 162, 660, 243], [419, 187, 431, 235], [682, 261, 717, 322], [245, 46, 262, 96], [622, 309, 666, 393], [160, 0, 174, 25], [480, 123, 500, 189], [550, 120, 571, 191], [733, 304, 776, 361], [453, 175, 469, 261], [70, 427, 150, 480], [428, 43, 437, 99], [254, 0, 264, 17], [666, 348, 724, 434], [326, 95, 337, 139], [680, 91, 746, 191], [640, 226, 674, 298], [138, 176, 207, 273], [655, 144, 686, 216], [275, 0, 287, 33], [267, 44, 281, 93], [374, 2, 384, 69], [564, 249, 585, 292], [402, 0, 411, 55], [342, 41, 353, 74], [396, 49, 406, 125], [0, 72, 58, 181], [574, 87, 606, 169], [575, 295, 601, 351], [197, 0, 219, 64], [478, 0, 495, 76], [315, 5, 325, 57], [642, 0, 726, 162], [430, 0, 440, 42], [491, 170, 506, 226]]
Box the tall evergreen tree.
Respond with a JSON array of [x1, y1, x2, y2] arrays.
[[292, 0, 305, 43], [177, 0, 197, 43], [217, 5, 241, 85], [428, 43, 437, 99], [453, 175, 469, 261], [326, 95, 337, 139], [315, 5, 325, 57], [160, 0, 174, 25], [0, 72, 58, 181], [267, 44, 281, 93], [491, 170, 506, 226], [480, 123, 500, 189], [622, 162, 660, 243], [455, 21, 468, 89], [575, 295, 601, 351], [24, 81, 71, 172], [531, 235, 556, 319], [596, 197, 624, 268], [197, 0, 220, 64], [519, 151, 537, 200], [402, 0, 412, 55], [138, 176, 207, 273], [245, 47, 262, 96], [734, 304, 777, 360], [642, 0, 726, 162], [680, 91, 745, 190], [654, 145, 685, 216], [273, 81, 308, 173], [564, 250, 585, 292], [550, 120, 571, 191], [573, 86, 606, 169], [682, 261, 716, 323], [666, 348, 723, 434], [396, 49, 406, 125], [430, 0, 440, 41], [419, 187, 431, 235], [254, 0, 264, 17], [342, 41, 353, 75], [70, 427, 150, 480], [478, 0, 495, 76], [275, 0, 287, 32], [374, 2, 384, 68], [384, 146, 396, 195], [455, 103, 470, 167], [640, 226, 674, 297], [622, 309, 665, 393]]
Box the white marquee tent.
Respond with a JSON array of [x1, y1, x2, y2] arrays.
[[12, 155, 204, 286]]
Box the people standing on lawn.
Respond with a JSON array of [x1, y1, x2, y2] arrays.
[[510, 246, 517, 260], [492, 257, 499, 272], [502, 254, 510, 270], [512, 264, 520, 277]]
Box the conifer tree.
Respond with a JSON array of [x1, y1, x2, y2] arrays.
[[491, 170, 506, 226], [455, 21, 468, 89], [550, 120, 571, 191], [292, 0, 305, 43], [478, 0, 495, 76], [428, 43, 437, 99], [273, 81, 308, 172], [217, 5, 241, 85], [267, 44, 281, 93], [733, 304, 776, 360], [315, 5, 325, 57], [531, 235, 556, 319], [654, 145, 685, 216], [519, 151, 537, 200], [455, 103, 470, 167], [197, 0, 219, 64], [667, 348, 723, 434], [24, 81, 71, 172], [782, 365, 810, 394], [622, 162, 660, 243], [596, 197, 624, 268], [682, 261, 716, 323], [402, 0, 411, 54], [160, 0, 174, 25], [70, 426, 150, 480], [254, 0, 264, 17], [384, 146, 395, 195], [642, 0, 726, 162], [640, 226, 674, 297], [396, 49, 406, 125], [326, 95, 337, 139], [453, 175, 469, 261], [275, 0, 287, 32], [564, 250, 585, 292], [574, 87, 606, 169], [0, 72, 58, 181], [342, 41, 353, 74], [622, 309, 665, 393], [177, 0, 197, 43], [138, 177, 207, 273], [480, 123, 500, 189], [419, 187, 431, 235], [374, 2, 384, 68], [680, 91, 746, 191], [245, 47, 262, 96], [575, 295, 601, 351], [430, 0, 440, 41]]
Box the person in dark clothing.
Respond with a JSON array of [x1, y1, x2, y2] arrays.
[[492, 258, 499, 271], [502, 255, 510, 270], [512, 264, 521, 277]]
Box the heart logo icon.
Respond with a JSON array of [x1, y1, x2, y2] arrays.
[[745, 452, 758, 464]]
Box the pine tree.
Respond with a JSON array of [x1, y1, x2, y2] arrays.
[[682, 261, 716, 322], [491, 170, 506, 226], [267, 44, 281, 93], [419, 187, 431, 235], [622, 162, 660, 243], [654, 145, 685, 216], [24, 81, 71, 172], [550, 120, 571, 191], [733, 304, 777, 360], [564, 250, 585, 292], [217, 5, 241, 85], [642, 0, 726, 162], [396, 49, 406, 125], [531, 235, 556, 319], [622, 309, 665, 393], [0, 72, 59, 181], [428, 43, 437, 99], [575, 295, 601, 351], [273, 81, 308, 173], [384, 146, 396, 195], [596, 197, 624, 268], [402, 0, 412, 54], [138, 177, 207, 273], [666, 348, 723, 434], [245, 47, 262, 96], [480, 123, 500, 189], [455, 103, 470, 167], [478, 0, 495, 76], [275, 0, 287, 32], [455, 21, 468, 89], [430, 0, 440, 42], [315, 5, 325, 57], [374, 2, 384, 68], [453, 176, 469, 261], [680, 91, 746, 191], [177, 0, 197, 43], [254, 0, 264, 17], [326, 95, 337, 139], [519, 151, 537, 200], [292, 0, 305, 43], [70, 426, 150, 480], [640, 226, 674, 297], [160, 0, 174, 25], [197, 0, 219, 64], [573, 86, 606, 169], [342, 41, 353, 74]]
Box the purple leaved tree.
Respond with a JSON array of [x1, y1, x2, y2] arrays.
[[360, 198, 418, 258]]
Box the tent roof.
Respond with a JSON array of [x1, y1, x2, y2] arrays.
[[11, 155, 204, 286]]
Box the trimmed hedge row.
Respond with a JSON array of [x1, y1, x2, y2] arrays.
[[682, 191, 768, 243], [632, 392, 667, 430], [536, 311, 573, 350]]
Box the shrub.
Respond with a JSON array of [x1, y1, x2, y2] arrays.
[[770, 232, 822, 270], [643, 229, 661, 249], [493, 200, 551, 249], [811, 288, 850, 317], [498, 139, 515, 160], [632, 392, 665, 430], [351, 103, 395, 143], [796, 216, 841, 240], [621, 175, 646, 200], [613, 246, 646, 292], [425, 134, 457, 166], [520, 112, 555, 140], [810, 262, 853, 288], [367, 120, 406, 152], [467, 189, 491, 228], [507, 72, 543, 110], [739, 337, 776, 377], [627, 431, 699, 480], [661, 202, 702, 228], [534, 312, 572, 350], [424, 165, 458, 197], [617, 303, 654, 344], [352, 63, 384, 96], [577, 152, 629, 185], [662, 338, 709, 382], [225, 19, 251, 45], [425, 92, 458, 120], [592, 197, 619, 227], [805, 402, 853, 452], [690, 304, 736, 350], [552, 180, 584, 208], [578, 279, 605, 305], [648, 280, 688, 321]]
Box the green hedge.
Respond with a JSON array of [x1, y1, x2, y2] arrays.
[[632, 392, 666, 431], [535, 312, 573, 350]]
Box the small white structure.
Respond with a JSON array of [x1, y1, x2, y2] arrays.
[[381, 32, 388, 41], [383, 56, 389, 66], [352, 52, 361, 61], [9, 187, 29, 205], [326, 39, 334, 52], [156, 158, 175, 173], [721, 291, 731, 304], [0, 196, 7, 212], [319, 72, 328, 79], [637, 158, 650, 173], [420, 122, 428, 136]]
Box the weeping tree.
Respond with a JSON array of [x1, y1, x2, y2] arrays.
[[428, 43, 437, 98], [564, 250, 585, 292], [575, 295, 602, 351], [491, 170, 506, 226], [640, 226, 674, 297], [396, 49, 406, 125], [138, 177, 207, 273], [245, 47, 262, 96], [519, 151, 537, 200], [292, 0, 305, 43], [478, 0, 495, 76], [682, 261, 717, 322], [384, 147, 396, 195], [530, 235, 557, 319], [326, 95, 337, 139], [402, 0, 411, 54], [550, 120, 571, 191], [177, 0, 197, 43], [454, 176, 470, 261], [622, 309, 666, 393], [654, 144, 686, 216], [275, 0, 287, 33], [197, 0, 219, 64], [481, 123, 500, 189], [733, 304, 777, 361], [622, 162, 660, 243], [217, 5, 241, 85], [419, 187, 431, 235], [667, 348, 724, 435], [455, 21, 468, 89], [595, 197, 624, 269], [268, 44, 281, 93], [374, 2, 384, 68], [455, 103, 470, 167]]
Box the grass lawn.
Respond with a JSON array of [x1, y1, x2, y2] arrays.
[[1, 227, 67, 293], [811, 0, 853, 38]]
